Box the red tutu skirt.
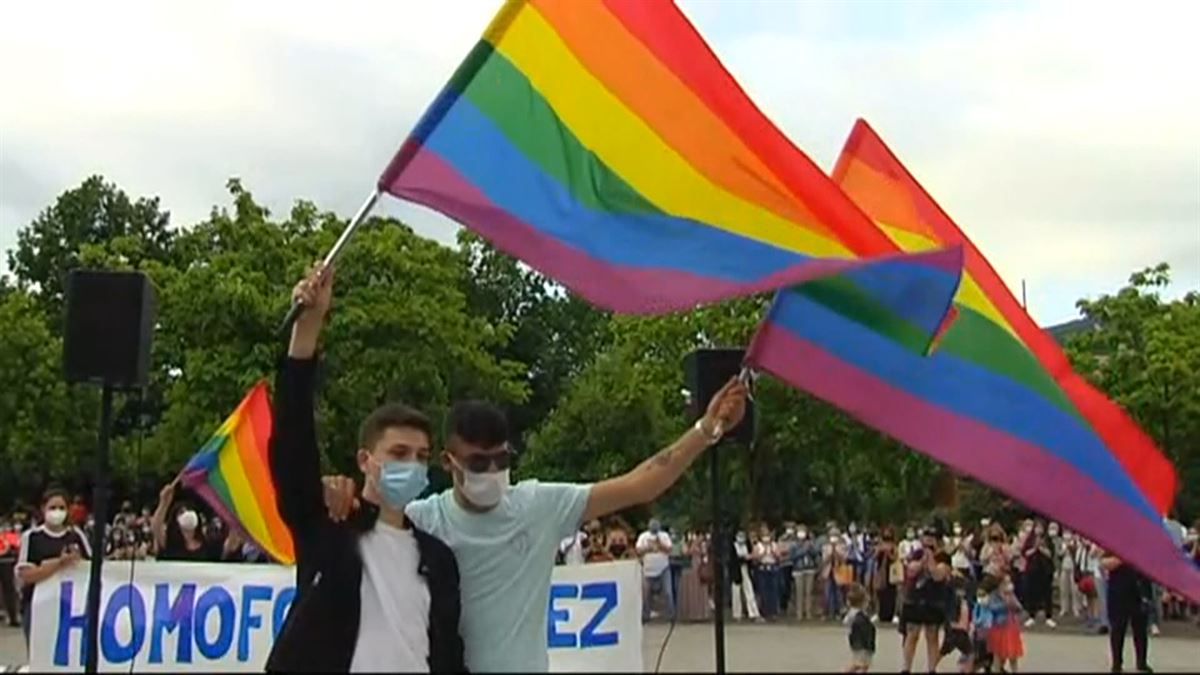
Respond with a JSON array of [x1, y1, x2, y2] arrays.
[[987, 618, 1025, 660]]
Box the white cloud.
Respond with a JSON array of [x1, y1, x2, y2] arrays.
[[2, 0, 1197, 323], [680, 0, 1200, 321], [0, 0, 497, 249]]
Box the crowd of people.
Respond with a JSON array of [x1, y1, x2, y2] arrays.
[[0, 480, 270, 645], [559, 516, 1200, 672]]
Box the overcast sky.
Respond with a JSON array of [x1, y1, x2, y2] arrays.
[[1, 0, 1197, 324]]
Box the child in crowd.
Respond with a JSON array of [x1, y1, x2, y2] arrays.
[[939, 575, 975, 673], [844, 583, 876, 672], [972, 575, 999, 673], [987, 575, 1025, 673]]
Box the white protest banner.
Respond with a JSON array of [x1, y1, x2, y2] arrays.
[[545, 559, 643, 672], [30, 559, 642, 672]]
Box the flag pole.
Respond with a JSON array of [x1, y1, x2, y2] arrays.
[[277, 188, 382, 334]]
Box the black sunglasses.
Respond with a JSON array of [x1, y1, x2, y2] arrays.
[[459, 446, 517, 473]]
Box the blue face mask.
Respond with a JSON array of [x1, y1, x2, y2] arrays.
[[377, 460, 429, 508]]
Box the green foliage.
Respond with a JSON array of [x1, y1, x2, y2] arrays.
[[8, 175, 175, 326], [2, 177, 1196, 530], [1066, 264, 1200, 520]]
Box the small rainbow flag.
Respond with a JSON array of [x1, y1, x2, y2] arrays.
[[181, 381, 294, 564], [377, 0, 963, 341], [746, 120, 1198, 602]]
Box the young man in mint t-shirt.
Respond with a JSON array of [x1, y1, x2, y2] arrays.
[[327, 367, 747, 672]]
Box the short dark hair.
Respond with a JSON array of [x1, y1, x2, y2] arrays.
[[359, 403, 433, 450], [447, 400, 508, 449], [42, 486, 70, 506]]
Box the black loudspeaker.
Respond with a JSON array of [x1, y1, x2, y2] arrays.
[[683, 348, 754, 445], [63, 270, 157, 388]]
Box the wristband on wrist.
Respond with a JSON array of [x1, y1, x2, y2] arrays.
[[693, 418, 722, 444]]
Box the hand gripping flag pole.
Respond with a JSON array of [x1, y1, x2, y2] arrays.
[[276, 189, 381, 335]]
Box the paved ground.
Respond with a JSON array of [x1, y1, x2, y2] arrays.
[[642, 621, 1200, 672], [4, 622, 1197, 672]]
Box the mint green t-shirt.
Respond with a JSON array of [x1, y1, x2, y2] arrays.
[[405, 480, 592, 673]]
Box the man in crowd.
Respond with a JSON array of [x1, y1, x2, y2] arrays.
[[638, 518, 674, 622], [266, 266, 465, 673], [317, 262, 748, 672]]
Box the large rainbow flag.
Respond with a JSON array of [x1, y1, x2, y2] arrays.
[[377, 0, 962, 339], [181, 381, 294, 564], [746, 120, 1198, 601]]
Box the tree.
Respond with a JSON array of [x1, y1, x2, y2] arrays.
[[458, 232, 611, 442], [8, 176, 175, 325], [1066, 263, 1200, 521], [0, 288, 98, 501]]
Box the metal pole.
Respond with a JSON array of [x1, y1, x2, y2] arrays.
[[276, 189, 381, 334], [710, 439, 727, 674], [84, 385, 113, 673]]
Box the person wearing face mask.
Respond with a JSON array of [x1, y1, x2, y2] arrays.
[[1020, 520, 1056, 628], [606, 525, 632, 560], [637, 518, 675, 622], [314, 262, 747, 672], [264, 266, 465, 673], [15, 487, 91, 646], [791, 525, 819, 621], [150, 481, 242, 563], [730, 530, 762, 621]]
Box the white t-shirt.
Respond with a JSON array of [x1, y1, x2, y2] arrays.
[[559, 531, 586, 566], [350, 522, 430, 673], [406, 480, 591, 673], [637, 531, 672, 578]]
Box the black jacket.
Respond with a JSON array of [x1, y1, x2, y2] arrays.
[[265, 356, 466, 673]]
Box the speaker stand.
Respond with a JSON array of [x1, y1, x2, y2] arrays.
[[709, 438, 727, 675], [84, 385, 113, 673]]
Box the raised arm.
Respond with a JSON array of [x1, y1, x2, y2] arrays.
[[150, 479, 177, 553], [582, 378, 747, 522], [268, 265, 334, 550]]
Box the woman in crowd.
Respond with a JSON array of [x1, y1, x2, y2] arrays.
[[731, 529, 761, 621], [822, 525, 851, 620], [151, 480, 241, 562], [899, 527, 949, 674], [873, 526, 901, 624], [981, 523, 1011, 579], [752, 524, 783, 620], [1057, 529, 1083, 619], [1021, 521, 1057, 628], [677, 532, 710, 622], [14, 487, 91, 646]]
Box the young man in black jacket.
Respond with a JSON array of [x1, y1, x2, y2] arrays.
[[266, 265, 465, 673]]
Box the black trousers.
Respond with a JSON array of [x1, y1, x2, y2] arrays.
[[1024, 568, 1053, 616], [878, 584, 898, 622], [1108, 604, 1149, 669]]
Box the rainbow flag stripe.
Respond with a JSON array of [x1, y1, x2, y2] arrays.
[[181, 381, 294, 564], [378, 0, 961, 337], [747, 120, 1197, 601]]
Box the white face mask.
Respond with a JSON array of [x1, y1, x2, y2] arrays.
[[177, 510, 199, 532], [460, 468, 509, 509], [45, 507, 67, 528]]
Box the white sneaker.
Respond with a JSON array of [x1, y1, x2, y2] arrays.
[[1045, 618, 1057, 628], [1024, 618, 1036, 628], [892, 616, 900, 624], [1150, 624, 1161, 636]]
